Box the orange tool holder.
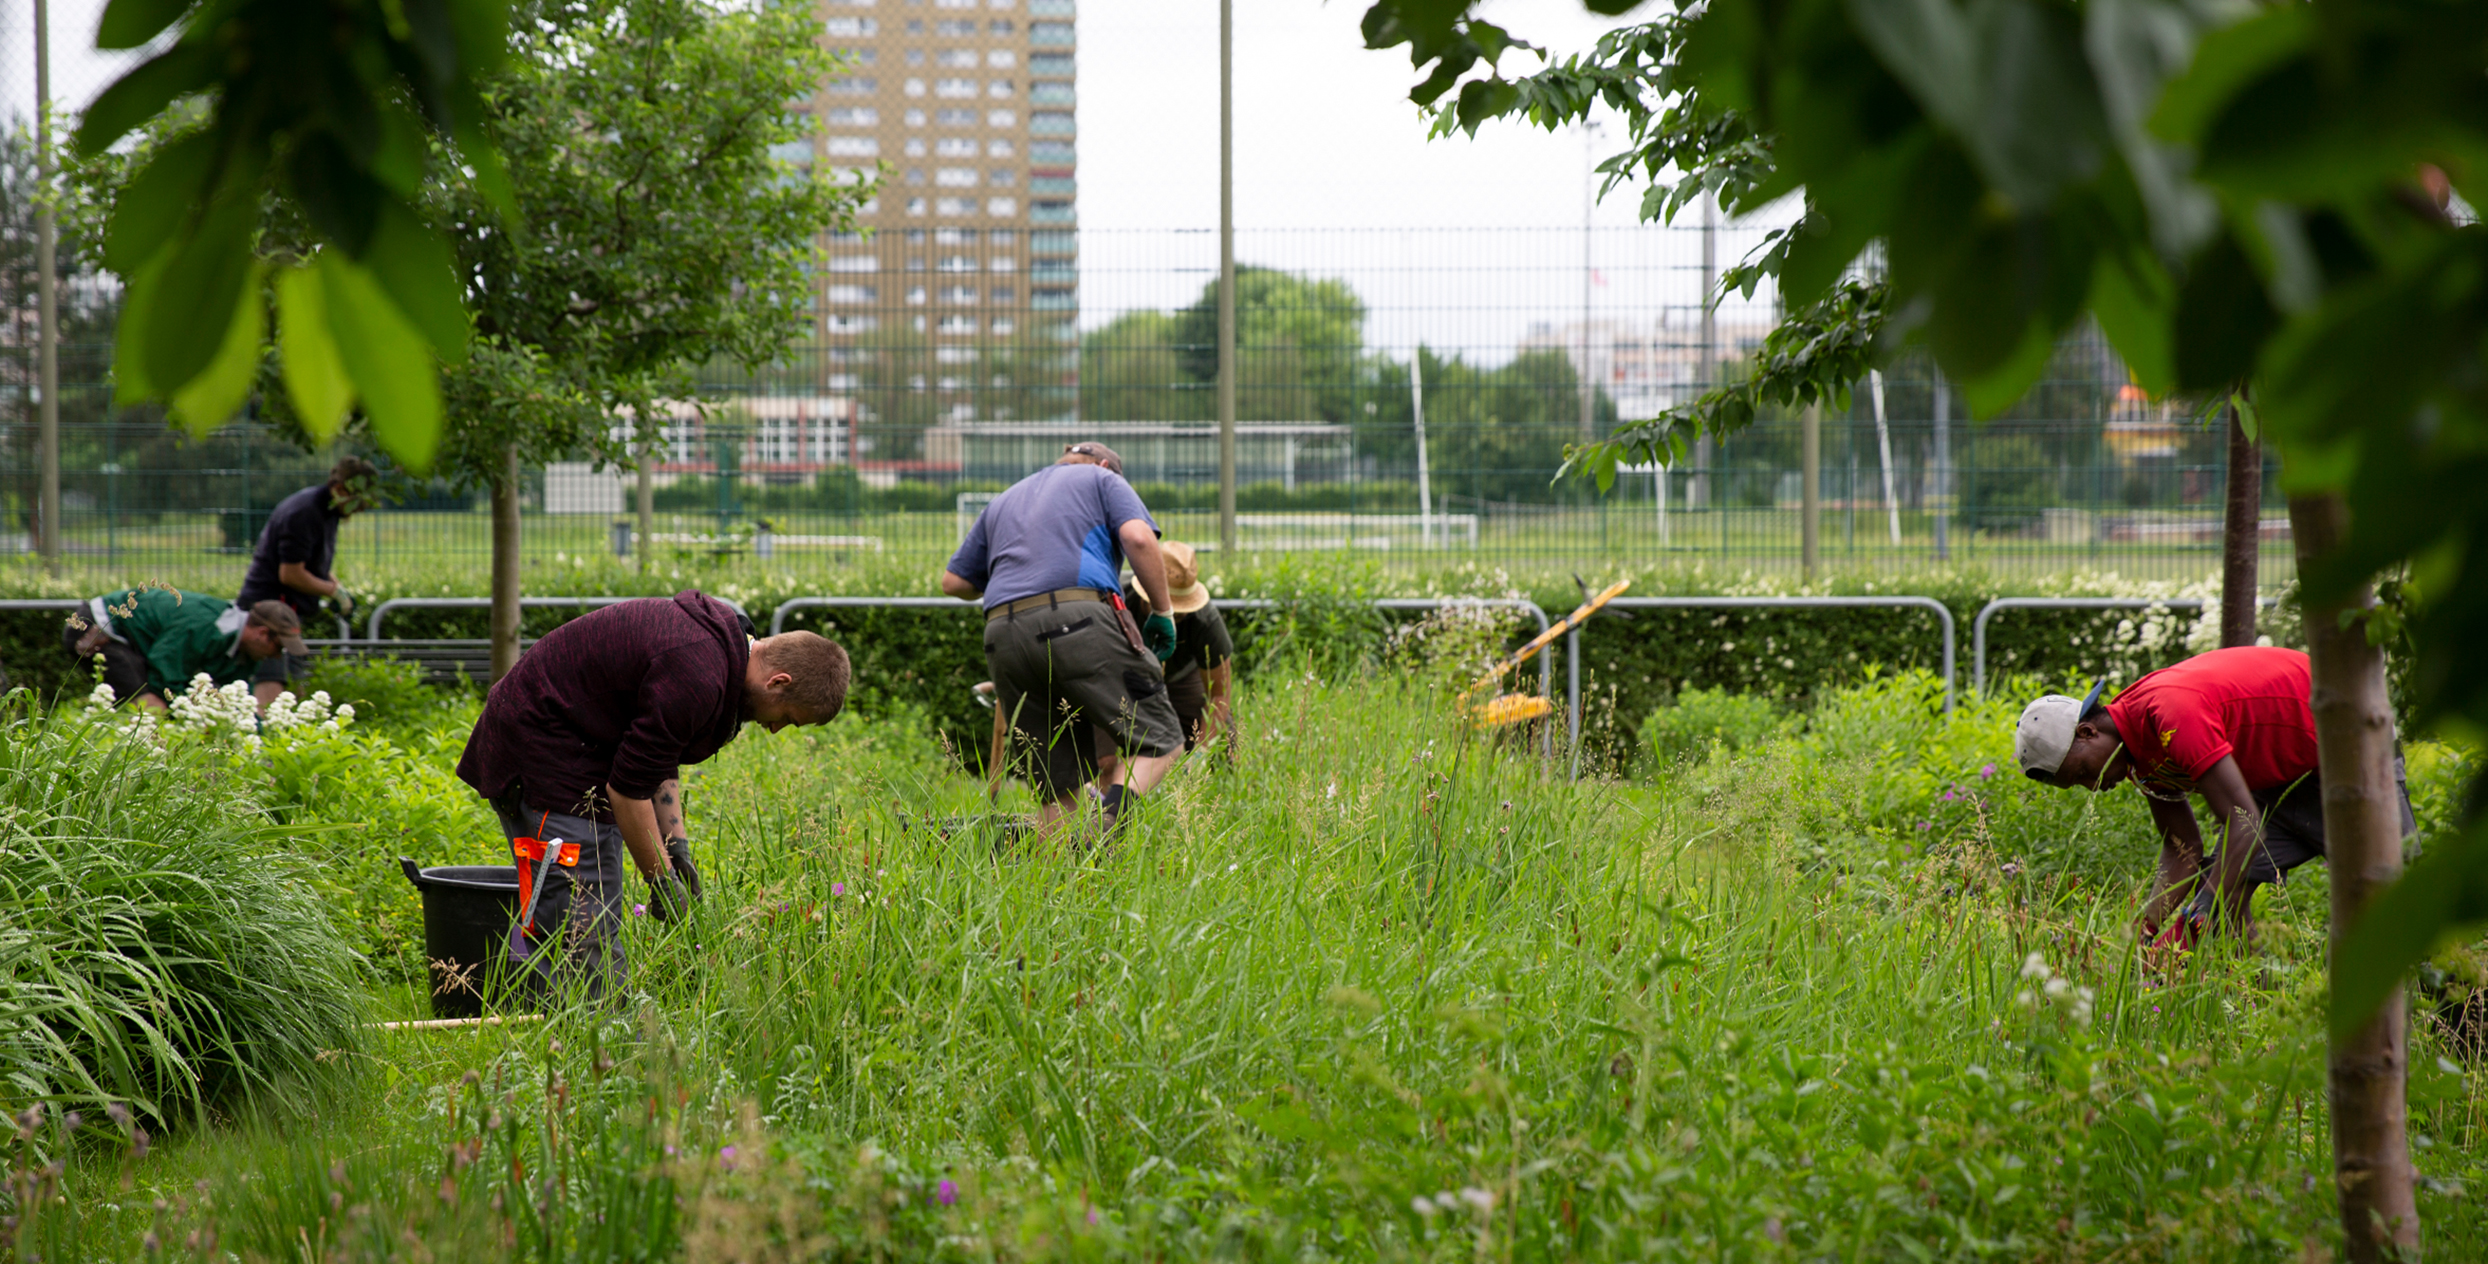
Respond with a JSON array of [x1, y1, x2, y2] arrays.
[[512, 835, 580, 939]]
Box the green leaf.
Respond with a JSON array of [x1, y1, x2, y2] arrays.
[[139, 187, 259, 396], [444, 0, 513, 80], [167, 260, 266, 437], [110, 250, 170, 403], [103, 132, 217, 273], [1955, 317, 2056, 419], [364, 200, 471, 363], [1961, 0, 2109, 208], [2330, 821, 2488, 1043], [2230, 391, 2258, 443], [276, 264, 355, 442], [367, 102, 432, 196], [319, 253, 443, 471], [2171, 229, 2277, 392], [452, 120, 518, 223], [287, 132, 385, 257], [2088, 246, 2175, 397], [1846, 0, 1977, 140], [72, 42, 216, 156], [2148, 5, 2312, 146], [94, 0, 192, 50], [2271, 434, 2357, 494]]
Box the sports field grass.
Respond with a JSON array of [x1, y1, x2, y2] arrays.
[[19, 504, 2296, 595]]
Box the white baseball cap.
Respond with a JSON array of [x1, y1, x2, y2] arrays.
[[2014, 678, 2108, 778]]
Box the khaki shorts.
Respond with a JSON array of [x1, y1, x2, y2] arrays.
[[985, 596, 1182, 800]]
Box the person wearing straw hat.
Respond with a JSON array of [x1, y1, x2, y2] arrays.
[[1092, 539, 1233, 792], [62, 589, 307, 711], [2014, 645, 2413, 945], [941, 441, 1184, 836]]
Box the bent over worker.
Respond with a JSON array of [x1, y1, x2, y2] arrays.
[[2015, 645, 2413, 942], [64, 588, 304, 710], [237, 456, 379, 625], [455, 591, 850, 1000], [941, 441, 1183, 835], [1093, 539, 1234, 794]]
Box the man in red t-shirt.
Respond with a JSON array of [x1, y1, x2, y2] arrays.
[[2011, 646, 2412, 940]]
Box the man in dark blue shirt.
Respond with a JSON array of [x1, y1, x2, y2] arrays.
[[236, 457, 380, 632], [943, 442, 1182, 836]]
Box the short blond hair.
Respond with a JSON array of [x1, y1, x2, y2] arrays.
[[757, 632, 851, 719]]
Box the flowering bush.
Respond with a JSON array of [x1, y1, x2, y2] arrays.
[[86, 675, 355, 750]]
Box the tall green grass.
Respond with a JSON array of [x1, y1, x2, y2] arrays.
[[31, 677, 2488, 1260], [0, 698, 363, 1129]]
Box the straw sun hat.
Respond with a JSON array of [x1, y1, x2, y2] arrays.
[[1160, 540, 1209, 614]]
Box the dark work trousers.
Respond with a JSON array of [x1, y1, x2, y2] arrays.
[[61, 622, 149, 704], [492, 792, 630, 1004]]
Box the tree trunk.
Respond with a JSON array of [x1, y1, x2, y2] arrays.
[[2221, 401, 2262, 647], [2291, 490, 2421, 1260], [490, 444, 524, 684]]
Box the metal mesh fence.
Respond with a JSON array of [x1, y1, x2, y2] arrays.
[[0, 221, 2291, 588]]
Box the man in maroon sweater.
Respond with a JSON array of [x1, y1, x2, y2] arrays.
[[457, 591, 850, 999]]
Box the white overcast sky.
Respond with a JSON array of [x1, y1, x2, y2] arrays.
[[3, 0, 1790, 363]]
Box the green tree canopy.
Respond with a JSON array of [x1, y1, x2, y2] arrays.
[[1083, 266, 1368, 423]]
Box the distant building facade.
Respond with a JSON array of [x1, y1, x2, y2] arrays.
[[792, 0, 1079, 429], [1520, 316, 1770, 421]]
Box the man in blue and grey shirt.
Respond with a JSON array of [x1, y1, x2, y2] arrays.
[[942, 442, 1182, 835]]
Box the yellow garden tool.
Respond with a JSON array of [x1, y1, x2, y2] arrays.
[[1466, 578, 1632, 726]]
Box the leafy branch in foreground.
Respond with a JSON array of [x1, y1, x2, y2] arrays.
[[1370, 0, 1875, 477], [75, 0, 515, 470]]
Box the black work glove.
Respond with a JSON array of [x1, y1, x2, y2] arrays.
[[665, 836, 703, 899], [1142, 613, 1178, 662], [649, 838, 702, 922]]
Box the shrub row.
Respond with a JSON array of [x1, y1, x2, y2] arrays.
[[0, 557, 2281, 774]]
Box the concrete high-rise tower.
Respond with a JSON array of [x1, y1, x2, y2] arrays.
[[802, 0, 1078, 441]]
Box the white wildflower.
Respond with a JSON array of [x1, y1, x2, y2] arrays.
[[2020, 952, 2053, 982]]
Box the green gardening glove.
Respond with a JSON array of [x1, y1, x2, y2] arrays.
[[1142, 613, 1178, 662]]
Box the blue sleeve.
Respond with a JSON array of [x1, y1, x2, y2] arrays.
[[1097, 468, 1156, 535], [946, 509, 992, 588]]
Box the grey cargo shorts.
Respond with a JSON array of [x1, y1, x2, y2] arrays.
[[985, 595, 1182, 800]]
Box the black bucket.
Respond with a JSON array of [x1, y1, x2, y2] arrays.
[[400, 858, 518, 1019]]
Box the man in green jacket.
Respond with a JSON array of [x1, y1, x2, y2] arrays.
[[64, 588, 307, 710]]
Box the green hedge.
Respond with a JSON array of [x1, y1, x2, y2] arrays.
[[0, 558, 2274, 776]]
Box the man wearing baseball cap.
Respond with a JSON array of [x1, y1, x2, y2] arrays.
[[64, 588, 306, 711], [2015, 645, 2413, 943]]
